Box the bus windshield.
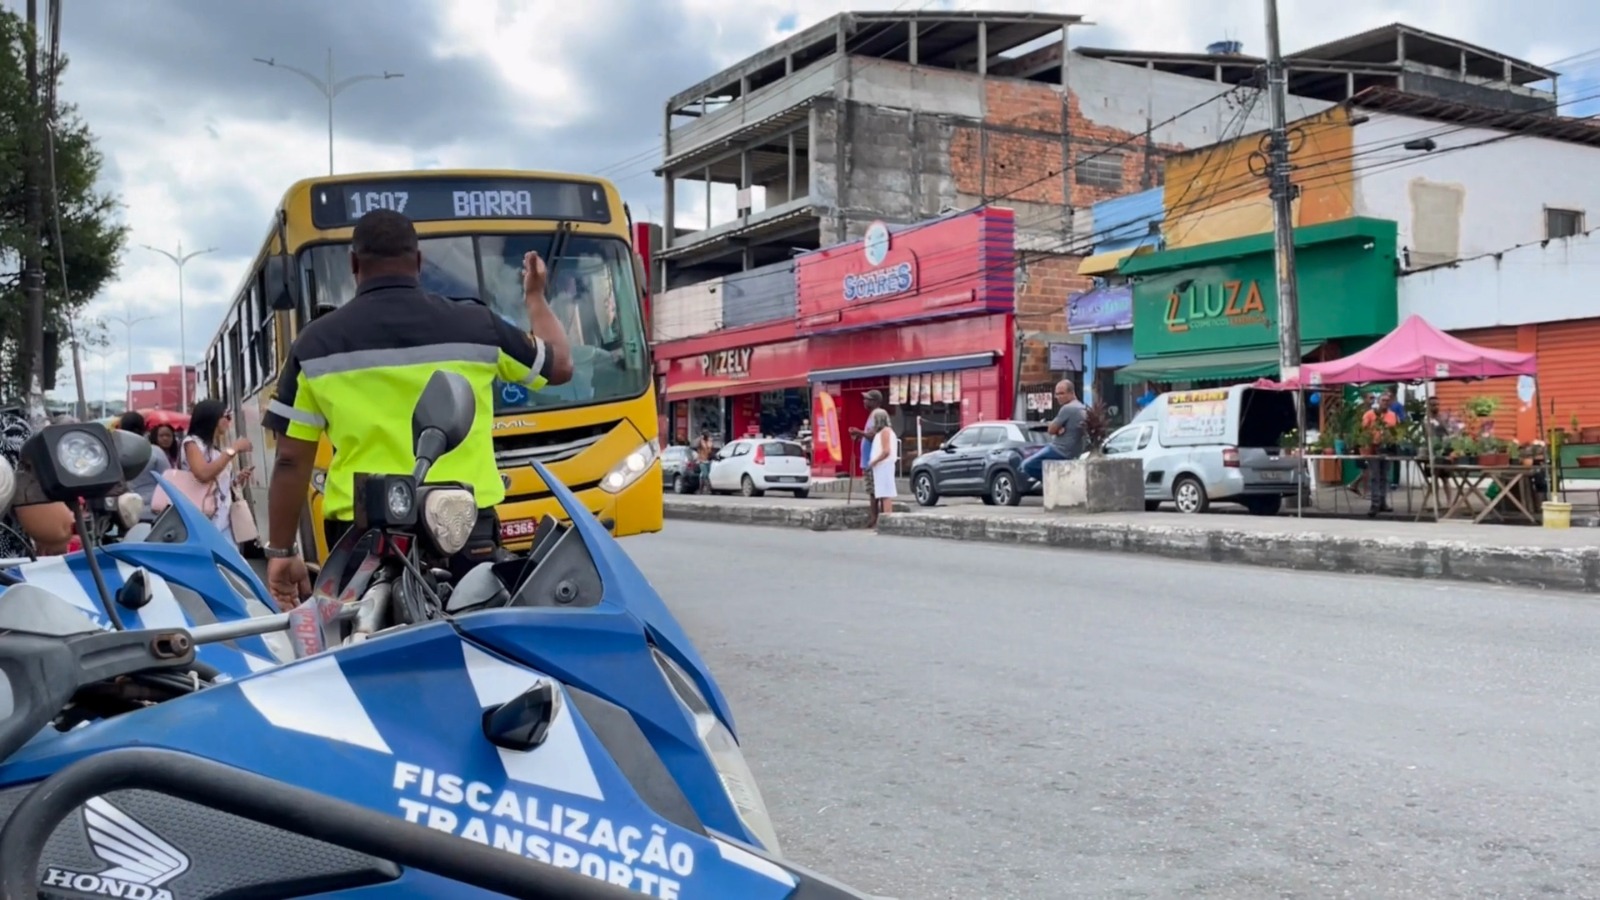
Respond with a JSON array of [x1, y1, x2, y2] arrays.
[[298, 233, 650, 413]]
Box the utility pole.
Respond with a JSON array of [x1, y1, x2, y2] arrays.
[[1263, 0, 1302, 386], [140, 242, 214, 412], [67, 320, 87, 420], [252, 49, 404, 175], [20, 0, 47, 423], [105, 308, 156, 412]]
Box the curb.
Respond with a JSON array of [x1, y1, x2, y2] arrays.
[[664, 502, 1600, 594], [663, 499, 907, 531]]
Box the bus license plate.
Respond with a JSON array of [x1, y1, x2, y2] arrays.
[[501, 518, 538, 540]]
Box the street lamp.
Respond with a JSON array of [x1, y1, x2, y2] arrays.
[[140, 242, 215, 413], [252, 49, 404, 175], [104, 308, 156, 412]]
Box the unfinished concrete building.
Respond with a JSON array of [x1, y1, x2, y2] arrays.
[[653, 10, 1292, 385]]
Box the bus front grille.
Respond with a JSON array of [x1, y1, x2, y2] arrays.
[[494, 422, 614, 467]]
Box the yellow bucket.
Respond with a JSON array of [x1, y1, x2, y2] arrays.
[[1543, 501, 1572, 529]]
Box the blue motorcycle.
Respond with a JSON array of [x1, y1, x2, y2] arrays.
[[0, 373, 881, 899], [0, 429, 289, 680]]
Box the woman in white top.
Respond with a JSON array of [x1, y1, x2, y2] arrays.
[[866, 408, 899, 526], [180, 399, 252, 543]]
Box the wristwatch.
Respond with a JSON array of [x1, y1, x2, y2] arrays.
[[224, 447, 238, 459], [262, 543, 299, 559]]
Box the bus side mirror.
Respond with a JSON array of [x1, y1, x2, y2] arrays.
[[265, 255, 301, 312]]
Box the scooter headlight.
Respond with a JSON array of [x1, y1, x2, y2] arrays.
[[422, 488, 477, 556], [651, 646, 781, 854], [56, 430, 109, 479], [600, 441, 658, 494]]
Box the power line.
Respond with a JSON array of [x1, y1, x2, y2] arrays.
[[652, 84, 1600, 340]]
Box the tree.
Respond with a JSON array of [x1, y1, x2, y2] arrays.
[[0, 7, 126, 407]]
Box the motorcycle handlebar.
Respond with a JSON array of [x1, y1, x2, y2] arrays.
[[0, 747, 641, 900]]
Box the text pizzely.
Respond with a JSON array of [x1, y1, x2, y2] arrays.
[[393, 762, 695, 898], [842, 262, 915, 302]]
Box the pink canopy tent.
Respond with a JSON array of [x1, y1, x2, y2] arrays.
[[1252, 315, 1542, 520], [1256, 314, 1537, 389]]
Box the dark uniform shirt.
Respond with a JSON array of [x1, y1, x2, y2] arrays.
[[261, 275, 554, 522]]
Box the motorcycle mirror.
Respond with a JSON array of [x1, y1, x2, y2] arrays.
[[411, 371, 477, 478], [0, 455, 14, 517], [111, 429, 152, 484]]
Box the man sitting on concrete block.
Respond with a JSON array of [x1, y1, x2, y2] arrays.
[[1022, 380, 1087, 483]]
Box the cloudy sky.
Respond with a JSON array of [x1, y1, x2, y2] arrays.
[[21, 0, 1600, 404]]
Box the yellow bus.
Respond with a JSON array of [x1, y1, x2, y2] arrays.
[[199, 168, 662, 564]]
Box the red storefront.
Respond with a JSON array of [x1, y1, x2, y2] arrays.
[[654, 206, 1018, 476]]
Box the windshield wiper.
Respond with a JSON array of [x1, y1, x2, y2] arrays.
[[546, 220, 573, 284]]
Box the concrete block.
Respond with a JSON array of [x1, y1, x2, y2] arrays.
[[1041, 457, 1144, 513]]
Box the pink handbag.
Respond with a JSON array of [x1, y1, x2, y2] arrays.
[[151, 470, 218, 518]]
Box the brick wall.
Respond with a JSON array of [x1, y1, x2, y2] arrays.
[[1015, 255, 1092, 384], [945, 78, 1192, 389]]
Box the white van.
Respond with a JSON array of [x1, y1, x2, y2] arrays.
[[1098, 385, 1301, 515]]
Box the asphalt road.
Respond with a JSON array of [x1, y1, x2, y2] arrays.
[[627, 521, 1600, 900]]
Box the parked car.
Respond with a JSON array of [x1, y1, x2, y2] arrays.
[[910, 420, 1051, 507], [660, 445, 702, 494], [1104, 384, 1300, 515], [707, 438, 812, 497]]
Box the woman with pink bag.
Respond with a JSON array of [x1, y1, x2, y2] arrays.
[[166, 399, 254, 545]]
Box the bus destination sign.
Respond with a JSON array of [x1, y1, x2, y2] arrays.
[[309, 176, 613, 229]]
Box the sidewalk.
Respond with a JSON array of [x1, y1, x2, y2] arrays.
[[663, 493, 1600, 594]]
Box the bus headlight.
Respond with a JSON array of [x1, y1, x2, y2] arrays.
[[651, 646, 781, 854], [422, 488, 478, 556], [600, 442, 658, 494]]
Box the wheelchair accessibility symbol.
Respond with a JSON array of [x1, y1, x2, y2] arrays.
[[499, 382, 529, 405]]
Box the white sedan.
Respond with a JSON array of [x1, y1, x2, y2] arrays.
[[707, 438, 812, 498]]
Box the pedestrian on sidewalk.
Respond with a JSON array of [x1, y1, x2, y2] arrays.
[[1022, 380, 1087, 483], [866, 408, 899, 530], [848, 390, 886, 529], [1361, 401, 1399, 516], [694, 430, 715, 494]]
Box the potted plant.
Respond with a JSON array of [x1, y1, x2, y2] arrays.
[[1279, 429, 1300, 455], [1083, 400, 1113, 455], [1477, 435, 1511, 468], [1448, 433, 1479, 466], [1357, 427, 1380, 457], [1581, 421, 1600, 445]]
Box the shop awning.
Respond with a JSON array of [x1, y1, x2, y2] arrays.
[[666, 377, 809, 400], [1113, 343, 1323, 385], [808, 352, 997, 384], [1076, 245, 1151, 277]]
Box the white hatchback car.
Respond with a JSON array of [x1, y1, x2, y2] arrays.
[[707, 438, 812, 498]]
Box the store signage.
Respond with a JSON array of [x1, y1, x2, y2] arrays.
[[1164, 277, 1269, 333], [1131, 220, 1399, 358], [843, 261, 917, 302], [795, 207, 1015, 335], [1067, 286, 1132, 333], [700, 347, 754, 378]]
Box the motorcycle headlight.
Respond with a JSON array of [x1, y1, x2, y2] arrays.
[[600, 441, 658, 494], [56, 430, 109, 479], [422, 488, 477, 556], [651, 646, 781, 854]]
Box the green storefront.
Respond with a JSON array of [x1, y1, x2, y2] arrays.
[[1114, 217, 1399, 385]]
